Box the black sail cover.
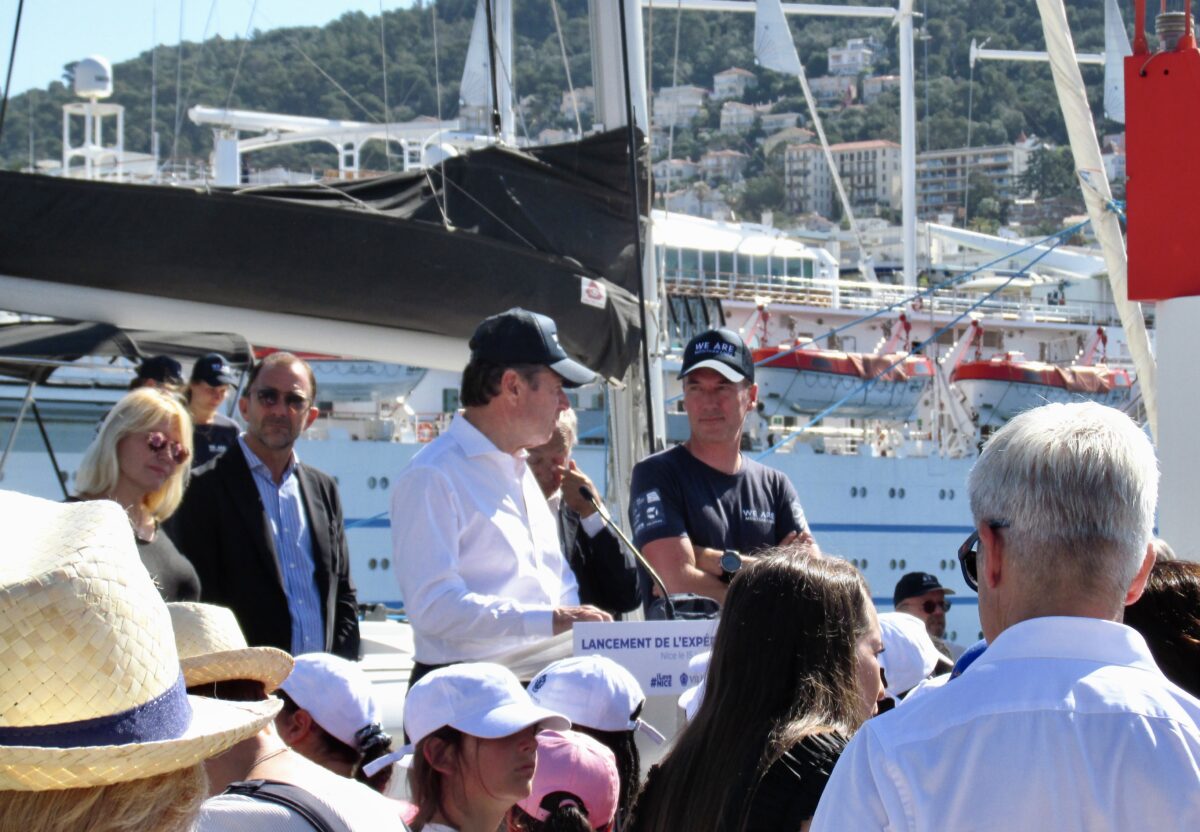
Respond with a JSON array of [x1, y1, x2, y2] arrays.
[[0, 129, 648, 380]]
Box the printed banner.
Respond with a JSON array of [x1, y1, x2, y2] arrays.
[[573, 619, 717, 697]]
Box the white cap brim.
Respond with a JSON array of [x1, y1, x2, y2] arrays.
[[549, 356, 597, 387], [447, 701, 570, 743], [680, 359, 745, 383], [633, 718, 666, 745]]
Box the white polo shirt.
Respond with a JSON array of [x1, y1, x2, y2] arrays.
[[812, 616, 1200, 832], [390, 413, 579, 664]]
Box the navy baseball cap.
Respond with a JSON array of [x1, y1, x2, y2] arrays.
[[469, 308, 596, 387], [135, 355, 184, 385], [679, 328, 754, 384], [190, 353, 238, 386], [893, 572, 956, 607]]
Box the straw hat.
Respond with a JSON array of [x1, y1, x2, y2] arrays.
[[0, 491, 280, 791], [170, 602, 294, 692]]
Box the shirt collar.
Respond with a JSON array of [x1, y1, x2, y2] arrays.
[[977, 616, 1159, 673], [447, 411, 528, 461], [238, 434, 298, 479]]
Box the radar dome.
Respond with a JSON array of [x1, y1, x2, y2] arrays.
[[74, 56, 113, 99]]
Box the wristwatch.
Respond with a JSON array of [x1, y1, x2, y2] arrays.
[[720, 549, 743, 584]]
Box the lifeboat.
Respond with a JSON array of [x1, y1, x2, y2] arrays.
[[752, 347, 935, 419], [951, 352, 1134, 422]]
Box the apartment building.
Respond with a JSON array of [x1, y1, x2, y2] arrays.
[[915, 141, 1035, 217], [712, 67, 758, 100], [784, 139, 901, 217], [828, 37, 876, 76], [652, 85, 709, 128], [862, 75, 901, 103], [719, 101, 759, 133], [700, 149, 751, 183], [807, 75, 858, 107]]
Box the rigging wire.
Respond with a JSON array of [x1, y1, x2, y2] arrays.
[[662, 0, 685, 211], [0, 0, 25, 145], [483, 0, 503, 138], [378, 0, 393, 171], [172, 0, 219, 169], [549, 0, 582, 136], [429, 1, 450, 225], [223, 0, 260, 115], [172, 0, 186, 170]]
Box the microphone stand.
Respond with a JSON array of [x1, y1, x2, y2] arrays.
[[579, 486, 676, 620]]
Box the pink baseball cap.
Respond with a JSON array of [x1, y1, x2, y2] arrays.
[[517, 730, 619, 829]]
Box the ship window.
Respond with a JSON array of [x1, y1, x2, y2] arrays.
[[889, 559, 897, 569], [862, 559, 869, 569], [382, 559, 390, 570], [785, 257, 804, 278], [718, 251, 734, 275], [368, 477, 377, 490], [682, 248, 700, 277], [665, 247, 680, 273], [803, 259, 815, 278], [702, 250, 718, 276], [888, 487, 896, 498], [851, 486, 859, 497], [380, 476, 389, 489], [861, 487, 867, 497], [948, 489, 955, 499], [898, 488, 906, 498], [368, 558, 378, 570], [939, 488, 946, 499], [751, 255, 769, 277], [899, 559, 907, 569]]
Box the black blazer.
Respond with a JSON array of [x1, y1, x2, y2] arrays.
[[558, 502, 641, 616], [169, 443, 360, 659]]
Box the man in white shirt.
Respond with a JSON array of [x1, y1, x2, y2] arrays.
[[812, 402, 1200, 832], [390, 309, 612, 688]]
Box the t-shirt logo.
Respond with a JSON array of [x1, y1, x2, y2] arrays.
[[633, 489, 666, 533], [742, 507, 775, 524]]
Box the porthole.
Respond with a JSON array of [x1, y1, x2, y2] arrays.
[[888, 487, 896, 498], [367, 476, 377, 489], [939, 488, 946, 500], [380, 476, 390, 489], [899, 559, 907, 569], [851, 486, 858, 497], [861, 558, 869, 569], [948, 489, 955, 499], [368, 558, 378, 570], [381, 558, 390, 570], [889, 559, 897, 569], [898, 488, 906, 499], [861, 487, 867, 498]]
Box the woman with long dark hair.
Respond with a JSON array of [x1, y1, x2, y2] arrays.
[[628, 551, 885, 832]]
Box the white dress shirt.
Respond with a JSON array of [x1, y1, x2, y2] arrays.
[[812, 616, 1200, 832], [390, 413, 579, 664]]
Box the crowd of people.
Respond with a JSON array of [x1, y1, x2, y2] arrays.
[[2, 307, 1199, 830]]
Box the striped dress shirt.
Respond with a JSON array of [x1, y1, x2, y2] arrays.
[[237, 436, 325, 656]]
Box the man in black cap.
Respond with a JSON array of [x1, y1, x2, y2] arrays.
[[894, 571, 961, 659], [130, 354, 184, 392], [390, 308, 612, 687], [628, 328, 812, 613], [187, 353, 241, 467]]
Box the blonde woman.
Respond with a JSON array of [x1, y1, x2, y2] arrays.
[[74, 387, 200, 600]]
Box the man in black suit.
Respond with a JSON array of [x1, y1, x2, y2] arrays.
[[171, 352, 360, 659], [527, 408, 641, 617]]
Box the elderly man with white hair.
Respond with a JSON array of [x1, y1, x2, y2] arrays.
[[812, 402, 1200, 832]]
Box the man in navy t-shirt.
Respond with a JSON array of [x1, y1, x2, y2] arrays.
[[629, 328, 812, 611]]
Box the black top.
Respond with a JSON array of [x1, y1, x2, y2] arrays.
[[556, 501, 642, 615], [630, 731, 846, 832], [138, 527, 202, 602], [192, 413, 240, 468], [628, 445, 809, 552]]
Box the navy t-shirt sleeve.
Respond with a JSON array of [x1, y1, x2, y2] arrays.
[[629, 457, 688, 548], [773, 473, 810, 540]]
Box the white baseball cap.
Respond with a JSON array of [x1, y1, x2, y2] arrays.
[[677, 651, 710, 723], [279, 653, 382, 750], [529, 655, 665, 744], [878, 612, 942, 698], [407, 663, 570, 747]]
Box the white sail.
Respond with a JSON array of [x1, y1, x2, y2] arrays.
[[460, 0, 493, 109], [1103, 0, 1131, 123], [753, 0, 876, 281], [754, 0, 802, 75], [1034, 0, 1158, 440]]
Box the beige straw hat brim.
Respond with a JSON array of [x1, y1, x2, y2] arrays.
[[0, 695, 281, 791], [181, 646, 295, 693]]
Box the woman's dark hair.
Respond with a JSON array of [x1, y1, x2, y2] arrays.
[[1124, 559, 1200, 697], [628, 549, 873, 832], [460, 359, 542, 407], [408, 726, 466, 832], [277, 691, 393, 793], [572, 726, 638, 829], [507, 793, 597, 832]]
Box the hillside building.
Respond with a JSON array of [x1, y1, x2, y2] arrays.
[[761, 111, 801, 132], [862, 75, 901, 104], [915, 141, 1035, 218], [808, 75, 858, 107], [719, 101, 759, 133], [662, 185, 732, 221], [560, 86, 594, 118], [828, 37, 876, 76], [653, 158, 701, 190], [712, 67, 758, 100], [784, 139, 901, 217], [700, 148, 751, 183], [763, 126, 815, 156], [653, 85, 708, 128]]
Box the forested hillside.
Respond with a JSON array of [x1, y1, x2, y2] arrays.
[[0, 0, 1118, 171]]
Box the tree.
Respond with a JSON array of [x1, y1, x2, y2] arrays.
[[1019, 146, 1076, 199]]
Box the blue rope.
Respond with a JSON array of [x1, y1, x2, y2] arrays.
[[752, 225, 1079, 460]]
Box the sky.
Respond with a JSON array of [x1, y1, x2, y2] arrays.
[[1, 0, 416, 96]]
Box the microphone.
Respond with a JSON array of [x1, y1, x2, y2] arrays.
[[579, 486, 676, 620]]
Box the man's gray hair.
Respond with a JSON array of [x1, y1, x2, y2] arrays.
[[968, 402, 1158, 601], [556, 407, 579, 447]]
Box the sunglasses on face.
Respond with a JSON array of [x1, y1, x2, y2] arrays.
[[146, 431, 189, 465], [908, 599, 952, 615], [958, 521, 1010, 591], [254, 388, 310, 411]]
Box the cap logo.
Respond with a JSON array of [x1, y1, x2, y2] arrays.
[[530, 674, 548, 693], [693, 341, 737, 357]]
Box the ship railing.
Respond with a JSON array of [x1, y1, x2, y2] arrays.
[[663, 269, 1123, 327]]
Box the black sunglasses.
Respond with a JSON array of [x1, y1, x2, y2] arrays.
[[958, 521, 1010, 591], [907, 598, 951, 615], [254, 387, 310, 411]]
